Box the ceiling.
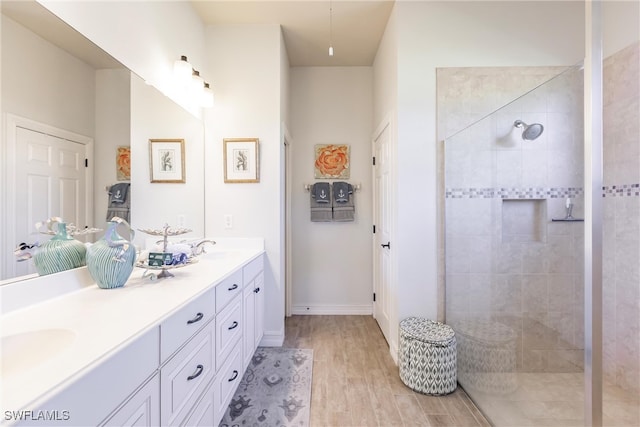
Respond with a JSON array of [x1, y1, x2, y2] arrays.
[[1, 1, 124, 69], [1, 1, 394, 69], [191, 1, 396, 67]]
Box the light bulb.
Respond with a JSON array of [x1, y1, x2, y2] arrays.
[[201, 82, 214, 108], [191, 69, 204, 96], [174, 55, 192, 83], [329, 45, 334, 56]]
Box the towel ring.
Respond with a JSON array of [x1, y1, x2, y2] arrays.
[[304, 183, 361, 192]]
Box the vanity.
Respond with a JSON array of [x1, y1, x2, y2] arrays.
[[0, 240, 265, 426]]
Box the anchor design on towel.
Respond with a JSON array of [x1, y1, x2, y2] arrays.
[[337, 189, 346, 199], [319, 189, 327, 199]]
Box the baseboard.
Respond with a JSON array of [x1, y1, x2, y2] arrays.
[[292, 304, 373, 315], [259, 329, 285, 347], [389, 340, 399, 365]]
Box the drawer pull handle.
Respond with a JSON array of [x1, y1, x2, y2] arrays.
[[187, 364, 204, 381], [254, 287, 261, 294], [187, 312, 204, 324], [228, 321, 239, 330], [228, 370, 239, 382], [228, 284, 238, 291]]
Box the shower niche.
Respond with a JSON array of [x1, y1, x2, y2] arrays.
[[501, 199, 546, 243]]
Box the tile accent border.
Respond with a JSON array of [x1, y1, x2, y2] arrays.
[[602, 183, 640, 197], [446, 185, 640, 199], [445, 187, 584, 199]]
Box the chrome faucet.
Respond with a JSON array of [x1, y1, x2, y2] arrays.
[[191, 239, 216, 256]]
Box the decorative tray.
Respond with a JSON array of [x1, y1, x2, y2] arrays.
[[136, 257, 199, 280], [136, 256, 199, 270]]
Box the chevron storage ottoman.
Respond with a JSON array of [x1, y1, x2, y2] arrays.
[[399, 317, 457, 395]]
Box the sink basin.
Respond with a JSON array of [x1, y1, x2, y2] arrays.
[[1, 329, 76, 376]]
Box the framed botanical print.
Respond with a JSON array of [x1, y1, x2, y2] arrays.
[[149, 139, 185, 183], [224, 138, 260, 183]]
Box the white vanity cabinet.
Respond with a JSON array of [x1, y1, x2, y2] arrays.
[[4, 250, 266, 427], [242, 255, 265, 370], [14, 328, 160, 427], [160, 319, 216, 426], [160, 287, 216, 362], [99, 375, 160, 427]]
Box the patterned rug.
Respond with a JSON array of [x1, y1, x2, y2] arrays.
[[219, 347, 313, 427]]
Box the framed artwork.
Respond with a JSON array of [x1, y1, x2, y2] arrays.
[[149, 139, 185, 183], [116, 146, 131, 181], [314, 144, 350, 179], [224, 138, 259, 183]]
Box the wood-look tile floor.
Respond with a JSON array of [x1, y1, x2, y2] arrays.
[[283, 315, 491, 427]]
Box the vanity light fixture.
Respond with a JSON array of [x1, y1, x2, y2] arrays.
[[191, 69, 204, 94], [174, 56, 213, 108], [173, 55, 192, 82], [201, 82, 214, 108], [328, 0, 334, 56]]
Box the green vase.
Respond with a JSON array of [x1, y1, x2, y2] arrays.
[[86, 219, 136, 289], [33, 221, 86, 276]]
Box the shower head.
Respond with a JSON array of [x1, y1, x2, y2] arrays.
[[514, 120, 544, 141]]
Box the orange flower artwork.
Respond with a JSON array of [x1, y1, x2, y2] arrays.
[[314, 144, 350, 179], [116, 146, 131, 181]]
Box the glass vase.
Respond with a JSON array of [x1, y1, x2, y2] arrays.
[[32, 221, 86, 276], [86, 218, 136, 289]]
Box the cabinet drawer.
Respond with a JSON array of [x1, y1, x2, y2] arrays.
[[215, 295, 242, 371], [243, 254, 264, 285], [213, 345, 243, 425], [215, 269, 243, 313], [160, 319, 215, 426], [99, 374, 160, 426], [180, 378, 215, 427], [160, 287, 215, 362]]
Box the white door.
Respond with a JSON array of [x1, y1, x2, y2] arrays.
[[373, 122, 392, 344], [11, 127, 88, 277]]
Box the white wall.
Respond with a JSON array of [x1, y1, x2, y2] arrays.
[[94, 69, 131, 230], [130, 74, 204, 245], [203, 24, 286, 345], [373, 6, 398, 129], [374, 0, 585, 356], [1, 15, 95, 136], [37, 0, 206, 117], [290, 67, 374, 314]]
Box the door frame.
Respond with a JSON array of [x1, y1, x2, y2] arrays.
[[3, 114, 94, 280], [283, 123, 293, 317], [371, 112, 397, 354]]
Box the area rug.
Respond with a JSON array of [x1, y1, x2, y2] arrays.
[[219, 347, 313, 427]]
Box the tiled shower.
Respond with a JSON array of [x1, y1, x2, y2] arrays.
[[437, 41, 639, 427]]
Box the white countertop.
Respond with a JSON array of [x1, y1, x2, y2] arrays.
[[0, 240, 263, 417]]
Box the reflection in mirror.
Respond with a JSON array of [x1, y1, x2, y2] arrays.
[[130, 73, 205, 248], [1, 1, 204, 282]]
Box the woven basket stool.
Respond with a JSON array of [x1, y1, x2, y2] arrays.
[[398, 317, 457, 395]]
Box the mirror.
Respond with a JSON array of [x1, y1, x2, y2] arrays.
[[1, 1, 204, 282]]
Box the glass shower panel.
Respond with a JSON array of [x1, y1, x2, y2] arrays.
[[601, 40, 640, 427], [443, 65, 585, 427]]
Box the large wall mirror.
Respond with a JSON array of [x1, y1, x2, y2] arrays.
[[1, 1, 204, 282]]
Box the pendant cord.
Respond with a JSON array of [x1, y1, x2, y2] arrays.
[[329, 0, 334, 55]]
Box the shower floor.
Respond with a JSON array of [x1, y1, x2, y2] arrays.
[[463, 373, 639, 426]]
